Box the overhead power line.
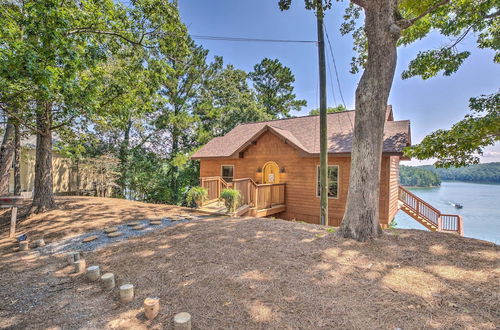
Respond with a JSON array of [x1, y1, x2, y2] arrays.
[[323, 24, 346, 108], [191, 35, 317, 44]]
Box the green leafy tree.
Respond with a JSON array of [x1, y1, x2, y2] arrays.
[[0, 0, 187, 212], [399, 165, 441, 187], [151, 41, 210, 204], [249, 58, 307, 118], [195, 59, 271, 142], [309, 104, 347, 115], [279, 0, 498, 241], [406, 92, 500, 168]]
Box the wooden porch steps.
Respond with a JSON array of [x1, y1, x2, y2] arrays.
[[398, 186, 463, 236], [250, 204, 286, 217]]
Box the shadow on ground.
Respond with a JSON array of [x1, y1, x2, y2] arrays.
[[1, 198, 498, 329]]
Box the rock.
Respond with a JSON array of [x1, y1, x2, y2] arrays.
[[132, 224, 146, 230], [127, 221, 140, 226], [107, 231, 122, 238], [150, 220, 162, 225], [104, 227, 118, 233], [82, 235, 98, 243]]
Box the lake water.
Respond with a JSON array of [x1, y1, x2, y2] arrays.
[[395, 181, 500, 244]]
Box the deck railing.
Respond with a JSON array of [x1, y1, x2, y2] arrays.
[[398, 186, 463, 236], [440, 214, 464, 236], [255, 183, 285, 210], [200, 176, 285, 211], [200, 176, 228, 205]]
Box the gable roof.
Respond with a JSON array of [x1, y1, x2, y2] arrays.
[[192, 108, 411, 159]]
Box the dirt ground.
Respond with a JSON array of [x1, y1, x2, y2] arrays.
[[0, 197, 499, 329]]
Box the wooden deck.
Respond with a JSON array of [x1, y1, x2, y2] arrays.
[[200, 176, 286, 218], [398, 186, 463, 235]]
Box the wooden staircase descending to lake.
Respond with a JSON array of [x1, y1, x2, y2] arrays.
[[398, 186, 464, 236]]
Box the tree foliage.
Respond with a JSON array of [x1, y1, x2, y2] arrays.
[[417, 162, 500, 183], [406, 92, 500, 167], [249, 58, 307, 118], [309, 104, 346, 115], [399, 165, 441, 187]]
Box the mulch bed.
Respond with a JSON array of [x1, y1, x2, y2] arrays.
[[0, 197, 498, 329]]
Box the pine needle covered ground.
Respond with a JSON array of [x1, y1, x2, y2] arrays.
[[0, 197, 498, 329]]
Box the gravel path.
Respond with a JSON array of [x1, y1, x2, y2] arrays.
[[38, 217, 194, 255]]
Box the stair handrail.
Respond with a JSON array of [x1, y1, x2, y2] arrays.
[[399, 185, 464, 236], [399, 186, 441, 215]]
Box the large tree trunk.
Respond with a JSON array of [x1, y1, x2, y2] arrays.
[[32, 108, 56, 212], [339, 0, 400, 241], [14, 123, 21, 195], [0, 117, 15, 195]]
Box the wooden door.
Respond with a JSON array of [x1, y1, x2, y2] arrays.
[[262, 161, 280, 184]]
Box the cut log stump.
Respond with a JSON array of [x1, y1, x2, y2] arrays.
[[174, 312, 191, 330], [144, 297, 160, 320], [86, 265, 100, 281], [101, 273, 115, 290], [120, 284, 134, 303], [19, 240, 29, 251], [74, 259, 86, 274]]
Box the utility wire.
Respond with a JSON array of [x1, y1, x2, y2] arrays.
[[325, 45, 338, 106], [191, 35, 317, 44], [323, 24, 346, 108]]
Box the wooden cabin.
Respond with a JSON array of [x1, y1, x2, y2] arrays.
[[192, 106, 463, 234]]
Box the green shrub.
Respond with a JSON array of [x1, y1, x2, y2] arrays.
[[220, 189, 241, 213], [186, 186, 208, 207], [388, 219, 398, 230]]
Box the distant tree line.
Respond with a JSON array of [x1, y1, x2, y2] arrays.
[[399, 165, 441, 187], [400, 162, 500, 185], [419, 162, 500, 184]]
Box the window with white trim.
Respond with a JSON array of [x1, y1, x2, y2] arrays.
[[317, 165, 338, 198], [221, 165, 234, 182]]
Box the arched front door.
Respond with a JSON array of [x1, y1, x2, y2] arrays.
[[262, 161, 280, 184]]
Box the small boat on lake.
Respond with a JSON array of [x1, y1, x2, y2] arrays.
[[450, 202, 463, 209]]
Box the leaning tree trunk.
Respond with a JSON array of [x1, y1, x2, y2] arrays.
[[0, 117, 15, 195], [339, 0, 401, 241], [32, 109, 56, 212], [14, 122, 21, 195], [118, 119, 132, 198]]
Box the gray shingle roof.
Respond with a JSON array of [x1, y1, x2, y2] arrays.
[[192, 109, 410, 159]]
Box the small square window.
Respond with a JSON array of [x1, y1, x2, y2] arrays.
[[317, 165, 338, 198], [221, 165, 234, 182]]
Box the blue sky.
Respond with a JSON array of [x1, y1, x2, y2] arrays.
[[178, 0, 500, 165]]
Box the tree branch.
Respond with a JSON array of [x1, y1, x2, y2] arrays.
[[484, 11, 499, 19], [397, 0, 451, 29], [67, 28, 155, 48], [0, 104, 44, 135], [50, 114, 77, 130], [350, 0, 366, 9]]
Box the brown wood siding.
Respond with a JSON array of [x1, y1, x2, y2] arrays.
[[199, 130, 394, 226], [388, 156, 400, 222]]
